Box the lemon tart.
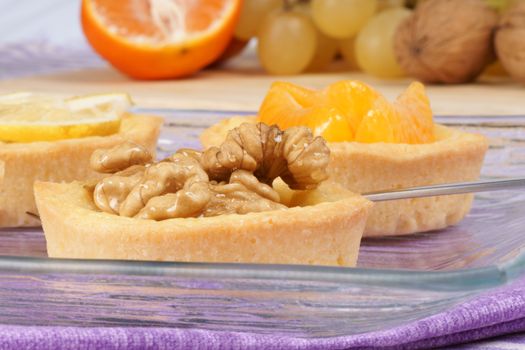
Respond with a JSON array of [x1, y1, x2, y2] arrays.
[[0, 93, 163, 227]]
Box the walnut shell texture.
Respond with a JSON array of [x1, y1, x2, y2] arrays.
[[394, 0, 498, 83], [496, 1, 525, 83]]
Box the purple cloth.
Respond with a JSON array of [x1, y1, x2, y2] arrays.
[[1, 277, 524, 350]]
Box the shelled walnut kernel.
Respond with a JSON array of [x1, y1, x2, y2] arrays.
[[90, 123, 330, 220]]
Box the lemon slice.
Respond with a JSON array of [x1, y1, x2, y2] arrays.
[[0, 92, 37, 103], [0, 92, 133, 143]]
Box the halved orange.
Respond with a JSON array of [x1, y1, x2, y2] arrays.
[[81, 0, 242, 79]]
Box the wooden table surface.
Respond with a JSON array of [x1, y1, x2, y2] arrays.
[[1, 54, 524, 116]]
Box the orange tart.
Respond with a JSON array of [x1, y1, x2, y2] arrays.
[[200, 81, 488, 236]]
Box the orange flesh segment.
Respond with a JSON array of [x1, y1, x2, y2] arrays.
[[258, 80, 435, 144], [90, 0, 232, 42]]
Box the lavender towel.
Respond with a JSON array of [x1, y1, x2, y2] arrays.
[[1, 276, 524, 350]]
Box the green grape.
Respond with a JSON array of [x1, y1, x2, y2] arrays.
[[293, 4, 338, 71], [257, 10, 317, 75], [306, 30, 339, 71], [338, 37, 359, 71], [311, 0, 378, 39], [377, 0, 405, 11], [234, 0, 281, 40], [355, 8, 411, 78]]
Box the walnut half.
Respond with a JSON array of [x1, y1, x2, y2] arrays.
[[203, 170, 286, 217], [90, 122, 330, 221], [137, 170, 286, 220], [90, 141, 152, 173], [200, 123, 330, 190]]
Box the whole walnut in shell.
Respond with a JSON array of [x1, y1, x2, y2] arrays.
[[495, 1, 525, 83], [394, 0, 498, 83]]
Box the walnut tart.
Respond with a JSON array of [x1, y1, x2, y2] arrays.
[[35, 123, 372, 267]]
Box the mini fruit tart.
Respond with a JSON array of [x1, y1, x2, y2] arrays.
[[0, 93, 163, 227], [35, 123, 372, 267], [200, 81, 488, 237]]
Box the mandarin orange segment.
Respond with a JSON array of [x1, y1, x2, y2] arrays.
[[356, 82, 434, 144], [258, 81, 317, 129], [257, 80, 435, 144], [277, 81, 317, 108], [355, 97, 399, 143], [292, 105, 353, 142], [325, 80, 380, 134], [264, 81, 317, 110], [394, 82, 435, 144], [258, 81, 347, 138], [81, 0, 241, 79]]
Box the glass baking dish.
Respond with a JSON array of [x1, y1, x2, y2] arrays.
[[0, 109, 523, 336]]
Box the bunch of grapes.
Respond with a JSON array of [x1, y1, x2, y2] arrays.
[[233, 0, 412, 77]]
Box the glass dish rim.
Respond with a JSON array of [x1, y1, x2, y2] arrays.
[[1, 109, 524, 292], [0, 254, 523, 291]]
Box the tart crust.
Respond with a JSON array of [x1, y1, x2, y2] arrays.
[[0, 114, 163, 227], [200, 116, 488, 236], [34, 181, 372, 267]]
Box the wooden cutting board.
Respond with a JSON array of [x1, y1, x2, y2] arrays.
[[0, 55, 524, 116]]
